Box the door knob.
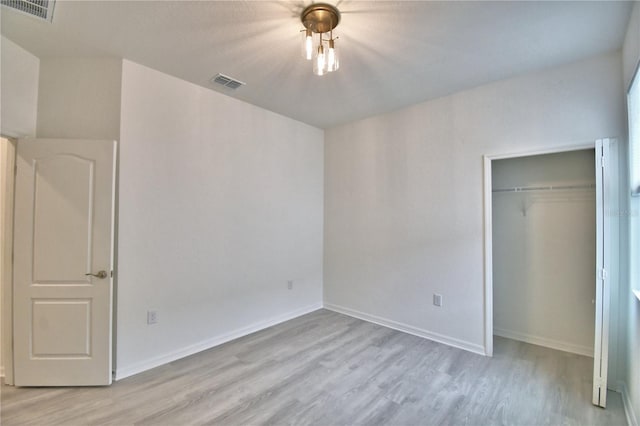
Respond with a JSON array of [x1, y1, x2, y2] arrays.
[[85, 270, 108, 279]]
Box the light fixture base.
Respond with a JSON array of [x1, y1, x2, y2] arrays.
[[301, 3, 340, 34]]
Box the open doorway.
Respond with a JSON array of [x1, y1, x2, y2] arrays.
[[483, 140, 620, 408], [492, 149, 597, 357]]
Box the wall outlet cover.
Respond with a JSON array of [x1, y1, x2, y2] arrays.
[[433, 294, 443, 307]]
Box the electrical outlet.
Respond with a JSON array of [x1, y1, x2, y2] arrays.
[[287, 280, 293, 290], [433, 294, 443, 307], [147, 310, 158, 324]]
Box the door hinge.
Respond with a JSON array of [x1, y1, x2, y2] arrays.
[[601, 155, 605, 168], [599, 268, 607, 280]]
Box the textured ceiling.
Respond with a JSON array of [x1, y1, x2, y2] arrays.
[[0, 1, 633, 129]]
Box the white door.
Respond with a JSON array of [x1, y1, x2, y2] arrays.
[[592, 138, 618, 407], [13, 139, 116, 386]]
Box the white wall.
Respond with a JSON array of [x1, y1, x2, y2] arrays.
[[0, 36, 39, 138], [116, 60, 324, 378], [623, 2, 640, 90], [621, 2, 640, 424], [623, 2, 640, 422], [36, 58, 121, 140], [324, 51, 625, 355], [0, 34, 36, 378], [492, 150, 596, 356]]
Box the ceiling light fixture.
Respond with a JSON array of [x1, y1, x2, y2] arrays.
[[300, 3, 340, 76]]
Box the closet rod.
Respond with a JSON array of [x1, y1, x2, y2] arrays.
[[492, 183, 596, 193]]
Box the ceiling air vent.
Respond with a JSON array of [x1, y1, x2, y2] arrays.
[[1, 0, 56, 21], [210, 73, 246, 90]]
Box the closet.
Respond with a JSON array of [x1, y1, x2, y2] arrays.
[[492, 149, 596, 356]]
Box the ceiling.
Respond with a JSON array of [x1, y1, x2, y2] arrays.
[[0, 1, 633, 129]]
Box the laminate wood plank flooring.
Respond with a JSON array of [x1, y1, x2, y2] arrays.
[[0, 309, 627, 425]]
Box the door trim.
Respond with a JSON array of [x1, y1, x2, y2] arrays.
[[593, 140, 609, 406], [1, 137, 16, 384], [592, 138, 620, 407]]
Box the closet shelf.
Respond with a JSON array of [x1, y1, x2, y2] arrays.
[[492, 183, 596, 193], [633, 289, 640, 302]]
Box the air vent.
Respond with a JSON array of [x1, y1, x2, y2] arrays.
[[210, 73, 246, 90], [1, 0, 56, 21]]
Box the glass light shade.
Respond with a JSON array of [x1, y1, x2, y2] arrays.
[[326, 40, 339, 72], [301, 28, 313, 60], [313, 43, 326, 76]]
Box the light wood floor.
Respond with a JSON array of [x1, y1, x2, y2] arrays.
[[1, 309, 627, 425]]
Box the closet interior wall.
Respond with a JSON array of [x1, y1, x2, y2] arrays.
[[492, 149, 596, 356]]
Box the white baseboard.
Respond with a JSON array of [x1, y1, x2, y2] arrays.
[[324, 302, 486, 356], [493, 327, 593, 357], [115, 303, 322, 381], [621, 381, 638, 426]]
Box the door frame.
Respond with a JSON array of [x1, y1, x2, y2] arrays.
[[482, 142, 595, 357], [593, 139, 616, 407], [1, 137, 16, 385], [0, 135, 17, 385]]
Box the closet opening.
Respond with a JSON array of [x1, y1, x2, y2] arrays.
[[483, 141, 619, 408], [492, 149, 596, 357]]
